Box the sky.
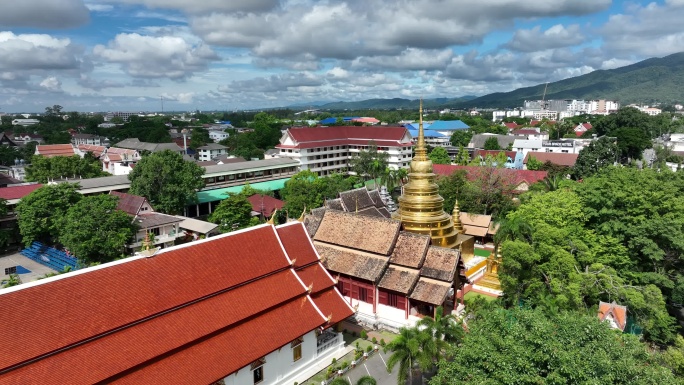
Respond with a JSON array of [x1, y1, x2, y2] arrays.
[[1, 0, 683, 113]]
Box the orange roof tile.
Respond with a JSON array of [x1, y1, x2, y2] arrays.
[[296, 263, 335, 294], [276, 222, 320, 268], [598, 301, 627, 331], [0, 184, 42, 200], [0, 225, 290, 372], [311, 288, 355, 327], [35, 144, 76, 157]]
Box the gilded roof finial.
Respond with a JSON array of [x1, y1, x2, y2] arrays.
[[414, 97, 428, 161], [267, 208, 278, 225], [297, 206, 306, 222], [452, 200, 464, 234]]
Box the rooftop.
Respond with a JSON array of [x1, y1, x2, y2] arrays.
[[314, 210, 401, 256], [524, 151, 579, 167], [388, 232, 430, 268], [421, 246, 459, 282], [0, 184, 42, 201]]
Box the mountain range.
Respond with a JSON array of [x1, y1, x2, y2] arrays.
[[303, 52, 684, 111]]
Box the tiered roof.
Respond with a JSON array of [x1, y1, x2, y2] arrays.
[[314, 210, 400, 255], [0, 223, 352, 383]]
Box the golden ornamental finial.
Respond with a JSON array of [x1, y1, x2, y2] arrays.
[[414, 97, 428, 161], [297, 206, 306, 222], [267, 208, 278, 225]]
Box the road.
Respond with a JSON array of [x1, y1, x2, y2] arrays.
[[343, 349, 398, 385]]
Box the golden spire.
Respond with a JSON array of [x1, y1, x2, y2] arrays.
[[393, 98, 459, 248], [452, 200, 464, 234], [297, 206, 306, 222], [267, 208, 278, 225]]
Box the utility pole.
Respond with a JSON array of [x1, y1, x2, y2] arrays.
[[160, 96, 164, 114]]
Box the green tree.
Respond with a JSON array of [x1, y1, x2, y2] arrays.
[[483, 137, 501, 150], [208, 193, 259, 233], [428, 147, 451, 165], [526, 155, 543, 170], [454, 146, 470, 165], [612, 126, 652, 161], [189, 127, 211, 149], [417, 306, 463, 359], [450, 130, 472, 147], [281, 170, 325, 214], [330, 376, 377, 385], [58, 195, 137, 264], [25, 155, 107, 183], [386, 327, 436, 385], [430, 307, 681, 385], [350, 142, 389, 182], [573, 136, 619, 180], [16, 183, 82, 246], [2, 274, 21, 288], [128, 150, 205, 214]]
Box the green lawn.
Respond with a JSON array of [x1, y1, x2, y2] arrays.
[[474, 248, 491, 257], [464, 291, 497, 302]]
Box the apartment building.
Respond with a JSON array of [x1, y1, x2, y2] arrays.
[[276, 126, 414, 176]]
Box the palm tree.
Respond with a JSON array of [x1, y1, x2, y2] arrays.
[[386, 327, 435, 385], [417, 306, 464, 356], [493, 214, 533, 245], [329, 376, 377, 385]]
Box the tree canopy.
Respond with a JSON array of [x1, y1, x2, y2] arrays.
[[483, 137, 501, 150], [16, 183, 82, 247], [350, 141, 389, 182], [280, 171, 358, 215], [128, 150, 205, 214], [58, 195, 137, 264], [208, 193, 260, 232], [573, 136, 619, 180], [25, 154, 107, 183], [431, 306, 682, 385], [429, 147, 451, 165]]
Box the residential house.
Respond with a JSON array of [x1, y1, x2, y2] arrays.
[[110, 191, 184, 251], [197, 143, 228, 162], [13, 133, 43, 145], [512, 138, 589, 159], [598, 301, 628, 332], [0, 133, 18, 147], [277, 126, 414, 175], [511, 128, 549, 140], [34, 144, 77, 157], [102, 148, 140, 175], [209, 130, 230, 143], [248, 194, 284, 219], [574, 122, 592, 137], [0, 222, 354, 385]]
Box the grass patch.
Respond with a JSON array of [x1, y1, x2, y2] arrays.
[[474, 248, 491, 257], [342, 332, 373, 350], [465, 291, 497, 302]]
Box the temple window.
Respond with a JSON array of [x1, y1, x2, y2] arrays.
[[291, 337, 303, 362], [359, 287, 368, 302]]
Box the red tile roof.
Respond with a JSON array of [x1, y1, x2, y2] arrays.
[[530, 120, 556, 126], [511, 129, 541, 135], [297, 263, 335, 294], [523, 151, 579, 167], [0, 184, 42, 200], [276, 222, 319, 268], [278, 126, 413, 150], [110, 191, 148, 215], [35, 144, 76, 157], [78, 144, 106, 157], [312, 288, 355, 327], [503, 122, 520, 129], [0, 224, 354, 383], [248, 193, 285, 218], [433, 165, 548, 189], [598, 301, 627, 331]]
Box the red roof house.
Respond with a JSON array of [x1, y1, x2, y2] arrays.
[[0, 184, 42, 203], [0, 222, 353, 384], [248, 194, 285, 218], [35, 144, 76, 157], [523, 151, 579, 167], [598, 301, 628, 331], [502, 122, 520, 130]]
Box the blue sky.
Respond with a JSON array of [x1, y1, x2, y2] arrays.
[[0, 0, 683, 112]]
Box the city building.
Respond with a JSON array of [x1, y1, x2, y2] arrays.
[[71, 133, 104, 146], [209, 130, 230, 143], [511, 129, 549, 140], [197, 143, 228, 162], [512, 138, 590, 158], [11, 119, 39, 126], [0, 222, 354, 384], [104, 111, 141, 122], [407, 128, 449, 147], [425, 120, 470, 137], [276, 126, 414, 175]]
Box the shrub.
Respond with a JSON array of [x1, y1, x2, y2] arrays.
[[331, 358, 337, 365], [341, 361, 349, 369], [380, 338, 386, 346], [355, 342, 361, 351], [366, 345, 373, 353], [360, 330, 368, 339], [371, 336, 377, 344], [355, 350, 363, 360]]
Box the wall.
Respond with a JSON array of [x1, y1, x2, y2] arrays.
[[223, 330, 337, 385]]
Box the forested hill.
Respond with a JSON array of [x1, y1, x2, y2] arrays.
[[458, 52, 684, 108], [316, 96, 476, 110]]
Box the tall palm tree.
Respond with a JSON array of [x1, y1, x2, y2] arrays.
[[386, 327, 435, 385], [417, 306, 464, 355]]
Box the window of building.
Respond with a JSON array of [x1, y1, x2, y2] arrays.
[[388, 292, 398, 307], [291, 337, 303, 362], [358, 287, 368, 302], [251, 358, 265, 384]]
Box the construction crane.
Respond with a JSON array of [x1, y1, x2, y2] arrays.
[[541, 82, 549, 110]]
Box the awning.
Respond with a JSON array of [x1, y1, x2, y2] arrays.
[[194, 178, 291, 204]]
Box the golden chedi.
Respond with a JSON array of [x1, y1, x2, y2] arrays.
[[394, 99, 460, 248]]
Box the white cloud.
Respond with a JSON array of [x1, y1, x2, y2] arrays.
[[93, 33, 220, 79], [161, 92, 194, 103], [506, 24, 587, 52], [39, 76, 62, 92]]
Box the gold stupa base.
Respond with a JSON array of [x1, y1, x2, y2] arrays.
[[475, 273, 502, 292]]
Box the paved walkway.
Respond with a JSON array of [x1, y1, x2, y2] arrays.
[[0, 252, 56, 284], [340, 349, 398, 385]]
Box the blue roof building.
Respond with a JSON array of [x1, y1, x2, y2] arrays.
[[428, 120, 470, 132], [319, 117, 337, 125]]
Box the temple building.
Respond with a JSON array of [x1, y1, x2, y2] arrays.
[[0, 222, 353, 385]]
